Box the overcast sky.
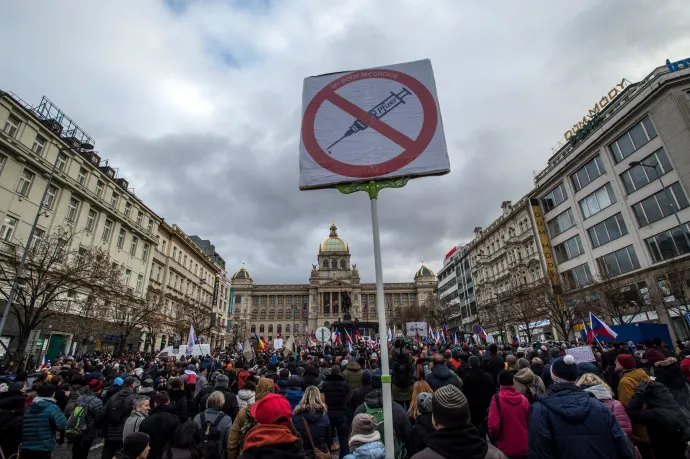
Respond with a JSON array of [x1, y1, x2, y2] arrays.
[[2, 1, 689, 284]]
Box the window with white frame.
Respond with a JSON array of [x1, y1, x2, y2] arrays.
[[95, 181, 104, 198], [0, 155, 6, 175], [609, 117, 657, 163], [136, 210, 143, 226], [86, 209, 97, 232], [77, 167, 87, 186], [579, 182, 617, 219], [102, 219, 113, 241], [16, 170, 35, 197], [136, 274, 144, 293], [147, 219, 153, 232], [124, 269, 131, 286], [542, 182, 568, 213], [597, 245, 641, 276], [1, 215, 18, 242], [110, 192, 119, 209], [55, 152, 67, 172], [632, 182, 689, 227], [620, 147, 673, 195], [130, 236, 138, 256], [553, 234, 585, 264], [587, 213, 628, 248], [43, 185, 58, 210], [645, 223, 690, 263], [142, 243, 150, 261], [117, 228, 126, 249], [3, 115, 20, 137], [66, 198, 79, 222], [571, 154, 605, 192], [32, 135, 46, 156], [546, 208, 576, 238], [124, 202, 132, 218], [31, 228, 45, 249]]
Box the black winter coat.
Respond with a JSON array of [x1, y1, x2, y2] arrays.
[[168, 389, 189, 423], [407, 412, 435, 457], [301, 373, 320, 390], [139, 405, 181, 459], [484, 354, 504, 388], [653, 357, 690, 409], [321, 374, 349, 417], [461, 368, 495, 427], [103, 387, 137, 442], [0, 390, 26, 456], [197, 386, 240, 420], [292, 410, 331, 459], [354, 389, 412, 446], [425, 365, 461, 391]]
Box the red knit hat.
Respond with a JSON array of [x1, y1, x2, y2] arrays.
[[250, 393, 292, 425], [617, 354, 636, 370], [88, 379, 103, 392]]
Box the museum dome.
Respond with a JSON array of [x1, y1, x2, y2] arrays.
[[231, 262, 253, 281], [321, 222, 348, 252], [414, 261, 435, 279]]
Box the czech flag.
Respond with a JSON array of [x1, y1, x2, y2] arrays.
[[590, 312, 618, 340], [332, 328, 341, 345], [352, 327, 362, 342], [478, 327, 487, 341], [512, 336, 519, 345], [583, 320, 595, 344]]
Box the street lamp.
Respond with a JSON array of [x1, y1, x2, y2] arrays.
[[629, 160, 683, 227], [0, 142, 94, 343]]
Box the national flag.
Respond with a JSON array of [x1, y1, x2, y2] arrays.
[[311, 329, 317, 341], [332, 328, 341, 345], [254, 332, 264, 350], [261, 336, 269, 348], [186, 326, 197, 355], [442, 324, 449, 342], [512, 336, 519, 345], [344, 328, 353, 345], [387, 328, 393, 342], [590, 312, 618, 340], [352, 327, 362, 342], [583, 320, 595, 344], [477, 326, 487, 340]]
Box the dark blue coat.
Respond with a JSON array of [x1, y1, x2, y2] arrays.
[[21, 397, 67, 451], [425, 365, 461, 392], [528, 383, 633, 459], [293, 410, 331, 459]]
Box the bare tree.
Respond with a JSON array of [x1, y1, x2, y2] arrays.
[[502, 284, 543, 343], [478, 298, 509, 344], [50, 293, 110, 356], [174, 299, 212, 343], [424, 293, 455, 329], [391, 303, 429, 331], [585, 264, 646, 325], [108, 289, 160, 353], [652, 256, 690, 337], [539, 279, 576, 342], [0, 227, 122, 368]]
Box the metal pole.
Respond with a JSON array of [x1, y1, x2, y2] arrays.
[[370, 196, 395, 459]]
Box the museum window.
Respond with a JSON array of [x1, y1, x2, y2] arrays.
[[286, 296, 292, 305], [286, 309, 292, 319], [268, 325, 273, 333], [259, 325, 264, 333], [260, 309, 266, 320], [340, 259, 346, 269], [370, 307, 376, 317], [277, 324, 282, 334], [331, 259, 337, 269], [286, 324, 290, 333], [323, 260, 329, 269], [269, 310, 275, 319], [251, 325, 256, 333], [278, 296, 284, 305], [277, 309, 283, 319], [251, 309, 257, 320]]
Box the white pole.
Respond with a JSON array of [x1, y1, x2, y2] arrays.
[[370, 196, 395, 459]]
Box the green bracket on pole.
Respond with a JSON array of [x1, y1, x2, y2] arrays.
[[336, 177, 409, 199], [381, 375, 392, 384]]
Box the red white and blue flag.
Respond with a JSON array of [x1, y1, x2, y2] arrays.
[[583, 320, 595, 344], [332, 328, 341, 345], [590, 312, 618, 340]]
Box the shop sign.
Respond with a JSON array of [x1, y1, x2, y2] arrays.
[[529, 199, 559, 287], [563, 79, 629, 141], [667, 58, 690, 73]]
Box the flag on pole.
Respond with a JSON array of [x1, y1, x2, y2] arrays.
[[186, 326, 197, 355], [254, 333, 265, 350], [590, 312, 618, 340], [478, 326, 487, 340], [583, 320, 595, 344], [332, 328, 341, 345], [387, 328, 393, 342], [243, 338, 255, 361]]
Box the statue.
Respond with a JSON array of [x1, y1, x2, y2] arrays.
[[341, 292, 352, 318], [311, 264, 318, 277]]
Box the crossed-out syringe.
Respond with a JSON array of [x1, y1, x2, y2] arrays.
[[327, 87, 412, 153]]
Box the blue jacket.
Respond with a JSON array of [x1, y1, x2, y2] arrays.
[[293, 410, 331, 458], [343, 441, 386, 459], [285, 389, 304, 411], [22, 397, 67, 451], [528, 383, 633, 459]]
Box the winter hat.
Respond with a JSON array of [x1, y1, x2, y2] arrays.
[[550, 355, 578, 384], [113, 377, 124, 386], [288, 375, 301, 389], [341, 360, 349, 368], [88, 380, 104, 392], [431, 385, 469, 426], [349, 413, 381, 450], [251, 393, 292, 425], [123, 432, 150, 458], [361, 370, 373, 385], [256, 377, 277, 401], [617, 354, 636, 370], [416, 392, 433, 414], [215, 375, 230, 388], [37, 384, 56, 398]]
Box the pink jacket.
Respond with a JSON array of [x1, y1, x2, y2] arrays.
[[583, 384, 633, 437], [488, 386, 530, 457]]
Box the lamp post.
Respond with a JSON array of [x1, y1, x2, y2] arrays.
[[629, 160, 683, 227], [0, 142, 94, 345]]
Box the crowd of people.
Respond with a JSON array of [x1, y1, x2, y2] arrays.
[[1, 335, 690, 459]]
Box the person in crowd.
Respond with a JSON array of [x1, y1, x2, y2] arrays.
[[461, 355, 496, 439], [195, 366, 209, 397], [102, 377, 138, 459], [70, 379, 105, 459], [406, 392, 435, 458], [652, 356, 690, 408], [504, 355, 518, 374], [626, 380, 688, 459], [411, 385, 505, 459], [21, 384, 68, 459], [528, 355, 633, 459], [0, 381, 26, 459], [64, 374, 89, 419], [425, 355, 462, 391], [354, 374, 412, 459], [277, 369, 290, 396], [293, 386, 331, 459], [539, 347, 562, 388], [196, 375, 240, 421], [485, 344, 505, 389], [285, 375, 305, 411], [103, 377, 124, 405], [343, 413, 385, 459], [347, 370, 373, 423], [193, 391, 232, 459], [391, 339, 416, 408], [123, 396, 151, 440], [576, 373, 632, 439], [139, 391, 181, 459], [164, 422, 204, 459], [301, 365, 321, 390], [137, 379, 156, 406], [321, 365, 350, 456], [238, 393, 304, 459], [168, 377, 189, 423], [616, 353, 651, 455], [342, 359, 363, 392], [488, 371, 529, 459], [237, 380, 256, 408], [227, 377, 276, 459], [512, 358, 545, 404], [116, 432, 151, 459], [407, 380, 433, 424], [529, 358, 544, 378], [237, 366, 251, 391]]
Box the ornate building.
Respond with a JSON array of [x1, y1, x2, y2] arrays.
[[229, 222, 437, 343]]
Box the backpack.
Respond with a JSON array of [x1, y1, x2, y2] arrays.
[[200, 412, 226, 459], [186, 373, 197, 387], [238, 407, 258, 452], [392, 351, 412, 388], [364, 403, 406, 459], [525, 385, 537, 405], [108, 395, 125, 423], [65, 401, 90, 439]]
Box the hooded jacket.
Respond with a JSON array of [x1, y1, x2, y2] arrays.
[[285, 389, 304, 411], [343, 441, 386, 459], [293, 409, 331, 459], [321, 374, 349, 417], [354, 389, 412, 446], [238, 424, 304, 459], [512, 368, 545, 400], [484, 353, 505, 389], [425, 364, 461, 392], [64, 382, 88, 417], [653, 357, 690, 409], [411, 422, 506, 459], [103, 386, 137, 442], [168, 388, 189, 423], [0, 389, 26, 456], [487, 387, 529, 457], [21, 397, 67, 451], [617, 368, 650, 443], [139, 404, 181, 459], [238, 370, 251, 390], [342, 361, 363, 391], [237, 389, 256, 408], [74, 391, 105, 440], [227, 378, 276, 459], [582, 384, 632, 437], [527, 383, 633, 459]]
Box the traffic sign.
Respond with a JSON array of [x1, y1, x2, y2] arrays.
[[315, 326, 331, 343], [299, 59, 449, 189]]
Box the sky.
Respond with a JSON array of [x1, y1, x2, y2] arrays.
[[1, 0, 689, 284]]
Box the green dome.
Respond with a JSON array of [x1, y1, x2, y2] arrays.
[[320, 222, 348, 252]]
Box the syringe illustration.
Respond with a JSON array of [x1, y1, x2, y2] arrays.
[[327, 87, 412, 153]]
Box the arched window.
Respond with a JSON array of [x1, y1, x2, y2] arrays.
[[519, 222, 524, 232], [370, 306, 376, 317], [277, 324, 282, 334], [331, 259, 337, 269], [340, 259, 346, 269], [294, 324, 300, 332], [268, 324, 273, 333], [251, 309, 257, 320], [259, 324, 265, 333], [323, 260, 329, 269], [286, 324, 291, 333], [286, 309, 292, 319], [251, 324, 256, 333], [277, 309, 283, 319], [269, 310, 275, 319], [260, 309, 266, 320], [323, 304, 330, 316]]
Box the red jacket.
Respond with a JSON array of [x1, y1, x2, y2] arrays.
[[681, 357, 690, 383], [238, 370, 251, 390], [488, 386, 530, 457]]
